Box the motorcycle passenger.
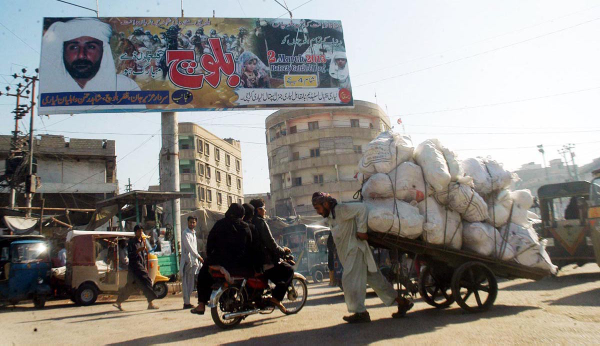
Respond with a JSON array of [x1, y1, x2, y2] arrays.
[[191, 203, 254, 315], [249, 198, 294, 313], [242, 203, 264, 274]]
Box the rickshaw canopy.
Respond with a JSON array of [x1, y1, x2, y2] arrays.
[[538, 181, 590, 200]]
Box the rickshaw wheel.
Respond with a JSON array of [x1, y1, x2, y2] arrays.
[[153, 282, 168, 299], [312, 269, 324, 283], [75, 283, 98, 306], [33, 295, 46, 309], [451, 262, 497, 313], [418, 266, 454, 309]]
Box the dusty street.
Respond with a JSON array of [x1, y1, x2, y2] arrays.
[[2, 263, 600, 345]]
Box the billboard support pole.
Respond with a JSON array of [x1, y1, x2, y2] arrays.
[[160, 112, 181, 274]]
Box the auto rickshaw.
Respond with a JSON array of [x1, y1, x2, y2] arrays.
[[538, 181, 596, 267], [280, 224, 330, 283], [0, 235, 52, 308], [587, 169, 600, 266], [65, 230, 170, 306]]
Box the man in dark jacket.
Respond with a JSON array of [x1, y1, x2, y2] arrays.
[[191, 203, 253, 315], [114, 225, 158, 311], [249, 198, 294, 312], [243, 203, 264, 273]]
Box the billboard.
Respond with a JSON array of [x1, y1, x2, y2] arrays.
[[38, 17, 353, 115]]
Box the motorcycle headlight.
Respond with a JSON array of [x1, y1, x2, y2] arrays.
[[37, 277, 44, 284]]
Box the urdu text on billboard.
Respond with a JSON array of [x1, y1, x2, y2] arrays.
[[38, 17, 353, 115]]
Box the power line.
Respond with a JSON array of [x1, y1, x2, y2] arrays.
[[0, 21, 39, 54], [354, 3, 600, 78], [392, 85, 600, 116], [276, 0, 314, 18], [354, 16, 600, 88]]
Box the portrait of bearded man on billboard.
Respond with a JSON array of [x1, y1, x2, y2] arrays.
[[40, 18, 142, 94]]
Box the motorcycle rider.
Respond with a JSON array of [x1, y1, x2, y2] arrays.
[[191, 203, 253, 315], [249, 199, 293, 313]]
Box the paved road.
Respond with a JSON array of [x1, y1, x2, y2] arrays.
[[2, 263, 600, 345]]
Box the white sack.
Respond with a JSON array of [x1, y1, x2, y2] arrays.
[[503, 223, 557, 275], [417, 197, 462, 249], [365, 198, 424, 239], [462, 222, 515, 260], [414, 139, 462, 192], [489, 189, 532, 228], [362, 173, 392, 199], [461, 158, 516, 195], [363, 162, 426, 202], [358, 131, 414, 175], [432, 178, 489, 222]]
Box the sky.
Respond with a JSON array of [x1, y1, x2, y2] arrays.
[[0, 0, 598, 194]]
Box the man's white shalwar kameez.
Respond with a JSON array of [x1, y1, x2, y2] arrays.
[[180, 228, 201, 305], [327, 202, 397, 313]]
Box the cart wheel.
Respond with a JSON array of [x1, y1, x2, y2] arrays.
[[419, 266, 454, 309], [75, 283, 98, 306], [451, 262, 497, 313]]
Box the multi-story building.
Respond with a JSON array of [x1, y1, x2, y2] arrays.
[[265, 100, 391, 218], [178, 122, 243, 214], [0, 134, 118, 209]]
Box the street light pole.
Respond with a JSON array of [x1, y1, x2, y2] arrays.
[[537, 145, 549, 181]]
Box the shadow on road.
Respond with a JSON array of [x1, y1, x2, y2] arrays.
[[106, 305, 536, 345], [546, 288, 600, 306], [106, 314, 286, 345], [503, 272, 600, 291], [0, 301, 113, 314]]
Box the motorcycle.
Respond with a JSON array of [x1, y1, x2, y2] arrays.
[[207, 255, 308, 329]]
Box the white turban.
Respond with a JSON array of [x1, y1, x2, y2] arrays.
[[328, 51, 349, 82]]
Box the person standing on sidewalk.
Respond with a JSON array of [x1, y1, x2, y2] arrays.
[[114, 225, 158, 311], [181, 215, 204, 309]]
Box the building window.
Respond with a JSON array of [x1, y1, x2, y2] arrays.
[[198, 187, 205, 201], [308, 121, 319, 131], [225, 153, 231, 166], [205, 164, 211, 179], [215, 148, 220, 161], [216, 171, 221, 182], [217, 192, 222, 205], [292, 177, 302, 186], [182, 167, 191, 174], [227, 195, 233, 205], [353, 145, 363, 154], [313, 174, 324, 184], [351, 119, 360, 128], [310, 148, 320, 157], [227, 174, 232, 186], [207, 189, 212, 202], [198, 163, 205, 176], [235, 159, 240, 171], [197, 139, 204, 154], [205, 143, 210, 155], [238, 198, 242, 204], [289, 126, 297, 134], [181, 143, 190, 150], [237, 178, 241, 189], [292, 152, 300, 160]]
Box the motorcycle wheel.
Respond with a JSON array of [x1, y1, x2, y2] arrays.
[[282, 277, 308, 315], [211, 286, 244, 329]]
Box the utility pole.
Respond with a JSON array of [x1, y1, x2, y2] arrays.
[[563, 143, 579, 180], [537, 144, 549, 181], [558, 148, 574, 181], [160, 112, 181, 273], [125, 178, 132, 192], [0, 68, 38, 211]]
